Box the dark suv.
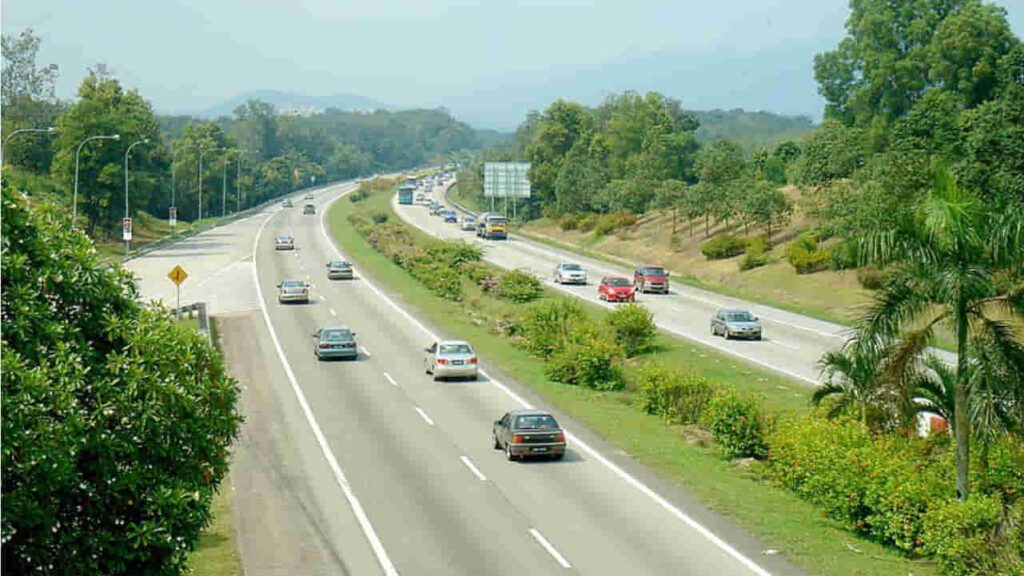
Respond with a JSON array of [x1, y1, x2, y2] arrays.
[[633, 266, 669, 294]]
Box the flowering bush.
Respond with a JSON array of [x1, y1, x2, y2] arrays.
[[635, 363, 718, 425], [700, 388, 771, 459], [603, 304, 656, 357], [543, 332, 625, 390]]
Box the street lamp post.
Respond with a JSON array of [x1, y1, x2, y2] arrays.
[[221, 150, 232, 217], [232, 148, 257, 212], [73, 133, 120, 226], [170, 143, 199, 229], [1, 127, 56, 168], [198, 146, 225, 222], [123, 138, 150, 253]]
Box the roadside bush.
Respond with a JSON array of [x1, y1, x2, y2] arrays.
[[922, 495, 1023, 576], [520, 298, 588, 358], [558, 213, 579, 231], [603, 303, 656, 357], [578, 213, 598, 233], [349, 188, 369, 203], [544, 333, 625, 390], [594, 213, 638, 237], [785, 231, 832, 274], [423, 239, 482, 268], [857, 266, 897, 290], [701, 234, 747, 260], [497, 269, 543, 303], [830, 240, 860, 270], [739, 237, 771, 271], [461, 261, 495, 284], [410, 263, 463, 301], [701, 388, 771, 459], [636, 363, 718, 425]]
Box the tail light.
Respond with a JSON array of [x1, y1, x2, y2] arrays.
[[554, 433, 565, 442], [512, 435, 525, 444], [469, 357, 478, 364], [319, 343, 330, 349], [437, 358, 448, 365], [344, 343, 355, 348]]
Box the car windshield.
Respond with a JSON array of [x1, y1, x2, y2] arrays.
[[642, 267, 666, 276], [282, 281, 304, 288], [321, 329, 353, 342], [489, 218, 506, 225], [277, 236, 292, 241], [330, 261, 350, 269], [515, 414, 559, 430], [726, 311, 755, 322], [561, 264, 582, 271], [608, 277, 631, 287], [439, 343, 473, 355]]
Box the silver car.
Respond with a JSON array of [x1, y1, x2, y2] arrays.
[[423, 340, 478, 381], [274, 235, 295, 250], [277, 280, 310, 304], [460, 216, 476, 231], [553, 263, 587, 285], [711, 309, 763, 340], [326, 260, 353, 280]]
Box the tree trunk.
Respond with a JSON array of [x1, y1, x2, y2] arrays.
[[954, 294, 971, 501], [672, 208, 678, 234], [767, 218, 773, 240], [704, 214, 709, 237]]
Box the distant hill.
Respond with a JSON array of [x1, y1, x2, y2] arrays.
[[195, 90, 393, 119], [690, 108, 814, 150]]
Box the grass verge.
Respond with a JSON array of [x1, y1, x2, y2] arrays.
[[328, 188, 938, 576]]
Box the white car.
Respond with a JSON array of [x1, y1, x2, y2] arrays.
[[553, 263, 587, 285], [277, 280, 310, 303], [423, 340, 478, 381], [460, 216, 477, 231], [274, 235, 295, 250]]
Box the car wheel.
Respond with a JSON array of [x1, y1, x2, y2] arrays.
[[432, 373, 441, 382], [755, 335, 763, 341], [506, 443, 517, 462], [724, 329, 732, 340], [552, 453, 564, 461], [493, 433, 501, 450], [711, 325, 718, 336]]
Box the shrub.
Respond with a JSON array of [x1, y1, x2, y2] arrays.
[[603, 303, 656, 357], [577, 213, 598, 232], [784, 231, 832, 274], [423, 239, 482, 268], [497, 269, 543, 303], [349, 188, 369, 203], [922, 495, 1022, 576], [520, 298, 589, 358], [739, 237, 771, 271], [856, 267, 897, 290], [830, 240, 860, 270], [410, 263, 463, 301], [636, 364, 718, 425], [594, 213, 638, 237], [701, 388, 771, 459], [544, 333, 625, 390], [558, 213, 579, 231], [701, 234, 747, 260], [461, 261, 494, 284]]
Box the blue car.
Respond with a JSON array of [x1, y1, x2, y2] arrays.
[[313, 327, 359, 360], [443, 210, 458, 223]]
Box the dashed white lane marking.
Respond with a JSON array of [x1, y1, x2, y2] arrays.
[[319, 295, 326, 301], [414, 406, 435, 426], [529, 528, 572, 569], [360, 345, 372, 357], [329, 308, 337, 317], [383, 372, 398, 386], [322, 189, 774, 576], [252, 201, 398, 576], [460, 456, 487, 481], [770, 339, 800, 350]]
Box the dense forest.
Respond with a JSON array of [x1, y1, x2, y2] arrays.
[[0, 30, 504, 234]]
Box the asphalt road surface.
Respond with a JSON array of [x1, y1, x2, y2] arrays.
[[399, 183, 957, 386], [128, 181, 805, 576]]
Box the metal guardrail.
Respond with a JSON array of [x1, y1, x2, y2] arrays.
[[442, 180, 478, 217], [174, 301, 210, 342]]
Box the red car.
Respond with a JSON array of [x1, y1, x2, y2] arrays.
[[598, 276, 635, 302], [633, 265, 669, 294]]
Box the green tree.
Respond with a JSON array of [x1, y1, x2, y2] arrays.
[[232, 99, 281, 159], [743, 179, 793, 239], [169, 121, 233, 221], [857, 164, 1024, 499], [1, 186, 242, 575], [50, 72, 165, 234], [1, 28, 63, 173], [525, 100, 593, 208], [813, 339, 895, 428], [553, 132, 609, 213], [794, 120, 867, 186]]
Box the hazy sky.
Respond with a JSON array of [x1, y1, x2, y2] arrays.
[[4, 0, 1023, 129]]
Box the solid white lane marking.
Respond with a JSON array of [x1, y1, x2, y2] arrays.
[[414, 406, 435, 426], [252, 192, 398, 576], [529, 528, 572, 569], [770, 339, 800, 351], [459, 456, 487, 481], [319, 191, 775, 576], [360, 345, 372, 357], [383, 372, 398, 386]]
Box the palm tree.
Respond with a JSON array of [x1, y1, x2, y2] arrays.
[[813, 338, 893, 428], [857, 164, 1024, 500]]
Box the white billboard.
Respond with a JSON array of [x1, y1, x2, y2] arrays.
[[484, 162, 531, 199]]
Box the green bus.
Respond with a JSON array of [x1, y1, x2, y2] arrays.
[[398, 183, 415, 205]]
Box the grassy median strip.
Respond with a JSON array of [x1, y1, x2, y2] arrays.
[[328, 189, 937, 576]]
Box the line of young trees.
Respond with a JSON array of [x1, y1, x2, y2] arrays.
[[2, 29, 501, 236]]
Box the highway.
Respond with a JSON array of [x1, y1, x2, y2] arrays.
[[127, 181, 804, 575], [399, 182, 954, 385]]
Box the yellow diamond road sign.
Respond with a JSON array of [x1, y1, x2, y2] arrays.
[[168, 265, 188, 286]]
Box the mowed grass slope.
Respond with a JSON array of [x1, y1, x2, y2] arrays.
[[327, 186, 938, 576]]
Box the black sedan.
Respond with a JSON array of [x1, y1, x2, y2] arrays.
[[493, 409, 566, 461]]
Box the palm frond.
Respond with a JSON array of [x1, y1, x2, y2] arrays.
[[858, 272, 937, 342], [988, 201, 1024, 267]]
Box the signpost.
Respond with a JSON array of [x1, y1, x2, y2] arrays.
[[483, 162, 531, 217], [122, 217, 133, 253], [168, 264, 188, 319], [169, 206, 177, 228]]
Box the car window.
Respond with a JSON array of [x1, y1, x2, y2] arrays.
[[282, 280, 304, 288], [321, 329, 352, 342], [726, 311, 754, 322], [514, 414, 559, 430], [643, 267, 666, 276], [330, 261, 350, 269], [562, 264, 582, 271], [609, 277, 631, 287], [439, 343, 472, 355]]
